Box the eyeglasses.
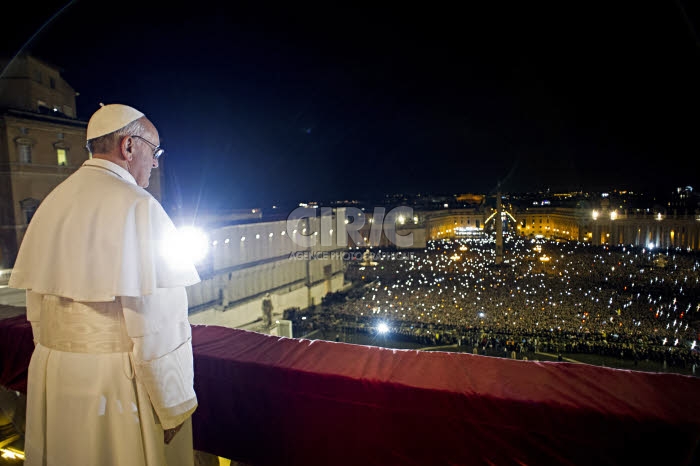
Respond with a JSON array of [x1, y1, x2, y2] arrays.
[[131, 135, 165, 160]]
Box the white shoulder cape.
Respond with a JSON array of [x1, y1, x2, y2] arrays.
[[9, 159, 201, 301]]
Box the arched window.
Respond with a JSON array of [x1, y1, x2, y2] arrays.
[[15, 137, 34, 164]]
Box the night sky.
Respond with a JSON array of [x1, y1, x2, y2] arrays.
[[2, 1, 700, 210]]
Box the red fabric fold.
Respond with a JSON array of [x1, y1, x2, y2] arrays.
[[189, 325, 700, 466], [0, 315, 34, 393], [3, 316, 699, 465]]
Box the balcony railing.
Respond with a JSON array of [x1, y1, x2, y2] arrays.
[[1, 314, 700, 465]]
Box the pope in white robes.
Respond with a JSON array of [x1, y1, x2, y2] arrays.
[[9, 104, 201, 466]]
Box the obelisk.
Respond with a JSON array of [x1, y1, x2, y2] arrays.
[[495, 185, 504, 265]]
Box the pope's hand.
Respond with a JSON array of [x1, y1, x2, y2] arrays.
[[164, 422, 184, 444]]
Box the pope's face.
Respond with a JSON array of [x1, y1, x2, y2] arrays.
[[130, 119, 160, 188]]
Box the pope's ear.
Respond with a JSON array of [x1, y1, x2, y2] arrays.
[[120, 136, 134, 161]]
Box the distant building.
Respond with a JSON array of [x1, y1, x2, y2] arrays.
[[0, 55, 162, 267], [170, 208, 263, 227], [455, 193, 485, 205], [669, 186, 699, 216], [424, 201, 700, 250], [187, 214, 350, 329]]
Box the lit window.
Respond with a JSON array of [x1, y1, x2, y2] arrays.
[[57, 148, 67, 166]]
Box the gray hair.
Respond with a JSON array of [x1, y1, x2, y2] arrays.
[[85, 118, 147, 155]]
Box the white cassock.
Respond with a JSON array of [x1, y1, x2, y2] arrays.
[[9, 159, 201, 466]]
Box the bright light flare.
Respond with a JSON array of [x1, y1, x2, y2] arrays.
[[162, 226, 209, 266], [377, 322, 389, 334], [1, 449, 24, 460]]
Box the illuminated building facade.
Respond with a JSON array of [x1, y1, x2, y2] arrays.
[[517, 208, 585, 241], [0, 55, 160, 268], [423, 205, 700, 250], [425, 208, 484, 239], [186, 214, 349, 329], [586, 210, 700, 249], [185, 207, 428, 329], [0, 55, 88, 268]]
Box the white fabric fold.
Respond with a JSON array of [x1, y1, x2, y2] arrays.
[[122, 288, 198, 429], [9, 159, 200, 301], [24, 289, 197, 465], [14, 158, 200, 465], [131, 338, 198, 429]]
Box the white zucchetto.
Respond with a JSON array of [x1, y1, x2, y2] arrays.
[[86, 103, 145, 140]]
